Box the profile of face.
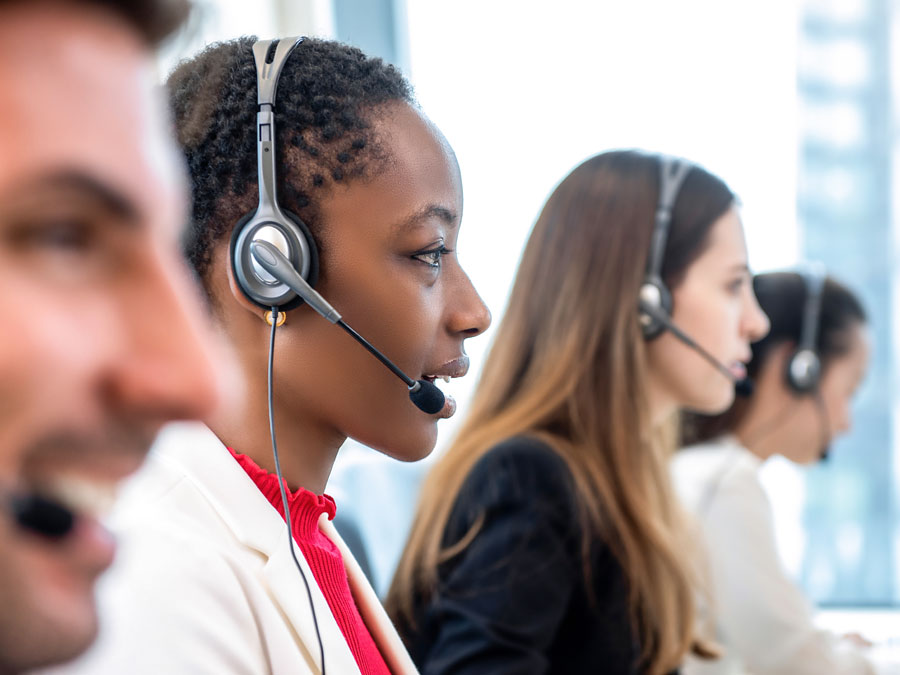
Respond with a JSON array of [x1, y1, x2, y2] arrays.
[[0, 3, 223, 670], [221, 102, 490, 461], [776, 323, 869, 464], [646, 206, 770, 417]]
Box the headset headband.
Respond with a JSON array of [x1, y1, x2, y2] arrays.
[[645, 157, 692, 284], [252, 37, 304, 225], [798, 262, 825, 354]]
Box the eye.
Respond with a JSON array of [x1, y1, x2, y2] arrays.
[[5, 216, 111, 283], [412, 245, 451, 269], [726, 276, 747, 295], [27, 219, 93, 253]]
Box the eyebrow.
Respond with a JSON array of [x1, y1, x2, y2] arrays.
[[5, 169, 140, 224], [391, 205, 458, 235]]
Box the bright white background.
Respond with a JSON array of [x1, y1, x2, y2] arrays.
[[158, 2, 899, 634]]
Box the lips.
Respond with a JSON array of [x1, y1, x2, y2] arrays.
[[33, 474, 119, 523], [422, 356, 469, 383], [15, 426, 153, 548], [727, 359, 749, 382], [420, 356, 469, 419]]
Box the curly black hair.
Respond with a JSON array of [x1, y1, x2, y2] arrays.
[[167, 36, 415, 288]]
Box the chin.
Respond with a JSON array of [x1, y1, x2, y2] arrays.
[[687, 382, 736, 415], [9, 605, 99, 672], [354, 418, 438, 463]]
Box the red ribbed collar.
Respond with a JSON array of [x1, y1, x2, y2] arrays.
[[227, 447, 336, 541]]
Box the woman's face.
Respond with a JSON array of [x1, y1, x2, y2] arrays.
[[646, 206, 770, 418], [270, 102, 490, 460], [782, 322, 869, 464]]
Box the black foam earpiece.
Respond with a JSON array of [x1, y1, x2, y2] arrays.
[[11, 493, 75, 538]]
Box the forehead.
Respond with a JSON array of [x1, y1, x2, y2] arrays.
[[0, 3, 182, 222], [684, 206, 748, 274], [317, 103, 462, 240], [374, 103, 461, 198], [701, 207, 746, 256]]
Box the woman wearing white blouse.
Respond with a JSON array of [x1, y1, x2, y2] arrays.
[[673, 270, 876, 675]]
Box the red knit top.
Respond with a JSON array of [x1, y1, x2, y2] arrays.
[[228, 448, 390, 675]]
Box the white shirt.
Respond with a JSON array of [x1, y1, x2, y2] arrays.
[[672, 435, 877, 675], [39, 422, 418, 675]]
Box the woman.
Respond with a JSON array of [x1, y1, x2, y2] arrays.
[[53, 37, 490, 674], [387, 150, 769, 674], [674, 271, 872, 675]]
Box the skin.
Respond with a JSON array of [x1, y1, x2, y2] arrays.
[[209, 102, 491, 494], [735, 323, 870, 464], [646, 206, 770, 423], [0, 3, 225, 671]]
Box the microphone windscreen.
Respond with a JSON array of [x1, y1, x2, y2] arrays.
[[409, 379, 445, 415], [12, 494, 75, 538], [735, 378, 754, 398]]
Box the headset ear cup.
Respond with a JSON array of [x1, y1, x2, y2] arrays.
[[786, 347, 821, 394], [640, 278, 673, 340], [283, 209, 319, 287], [229, 210, 320, 311]]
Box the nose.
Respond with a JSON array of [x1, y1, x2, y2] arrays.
[[446, 263, 491, 339], [105, 245, 225, 424], [744, 285, 770, 342]]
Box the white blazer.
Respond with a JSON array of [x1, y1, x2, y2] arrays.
[[44, 422, 419, 675], [672, 435, 877, 675]]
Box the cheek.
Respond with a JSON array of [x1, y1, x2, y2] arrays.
[[0, 278, 108, 473], [324, 249, 440, 362], [825, 394, 849, 429]]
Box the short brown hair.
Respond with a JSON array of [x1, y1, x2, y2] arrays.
[[0, 0, 190, 46]]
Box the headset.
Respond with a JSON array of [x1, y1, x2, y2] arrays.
[[785, 263, 825, 394], [231, 37, 444, 416], [639, 157, 692, 341], [637, 155, 753, 396], [230, 38, 317, 313]]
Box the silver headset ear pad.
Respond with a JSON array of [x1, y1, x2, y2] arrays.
[[787, 347, 821, 393], [229, 211, 319, 310], [639, 278, 672, 340]]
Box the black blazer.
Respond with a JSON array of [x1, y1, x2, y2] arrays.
[[398, 436, 674, 674]]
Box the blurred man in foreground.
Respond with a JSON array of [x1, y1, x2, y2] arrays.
[[0, 0, 225, 671]]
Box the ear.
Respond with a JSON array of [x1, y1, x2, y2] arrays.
[[758, 341, 797, 393], [205, 241, 267, 323], [225, 251, 265, 315]]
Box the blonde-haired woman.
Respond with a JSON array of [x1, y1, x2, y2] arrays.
[[387, 150, 769, 674]]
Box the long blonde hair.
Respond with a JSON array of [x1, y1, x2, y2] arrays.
[[387, 150, 733, 674]]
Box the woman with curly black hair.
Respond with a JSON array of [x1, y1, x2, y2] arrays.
[[55, 36, 490, 675]]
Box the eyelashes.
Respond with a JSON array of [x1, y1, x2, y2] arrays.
[[412, 244, 452, 268]]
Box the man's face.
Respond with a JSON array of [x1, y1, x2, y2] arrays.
[[0, 2, 222, 670]]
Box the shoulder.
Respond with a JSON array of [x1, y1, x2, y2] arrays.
[[674, 439, 772, 543], [449, 435, 579, 532], [673, 437, 764, 512], [60, 523, 269, 674], [467, 435, 573, 495]]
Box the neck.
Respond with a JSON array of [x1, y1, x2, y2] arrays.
[[207, 362, 344, 495], [733, 402, 795, 462], [646, 382, 678, 428]]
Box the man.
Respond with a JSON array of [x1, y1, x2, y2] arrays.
[[0, 0, 225, 671]]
